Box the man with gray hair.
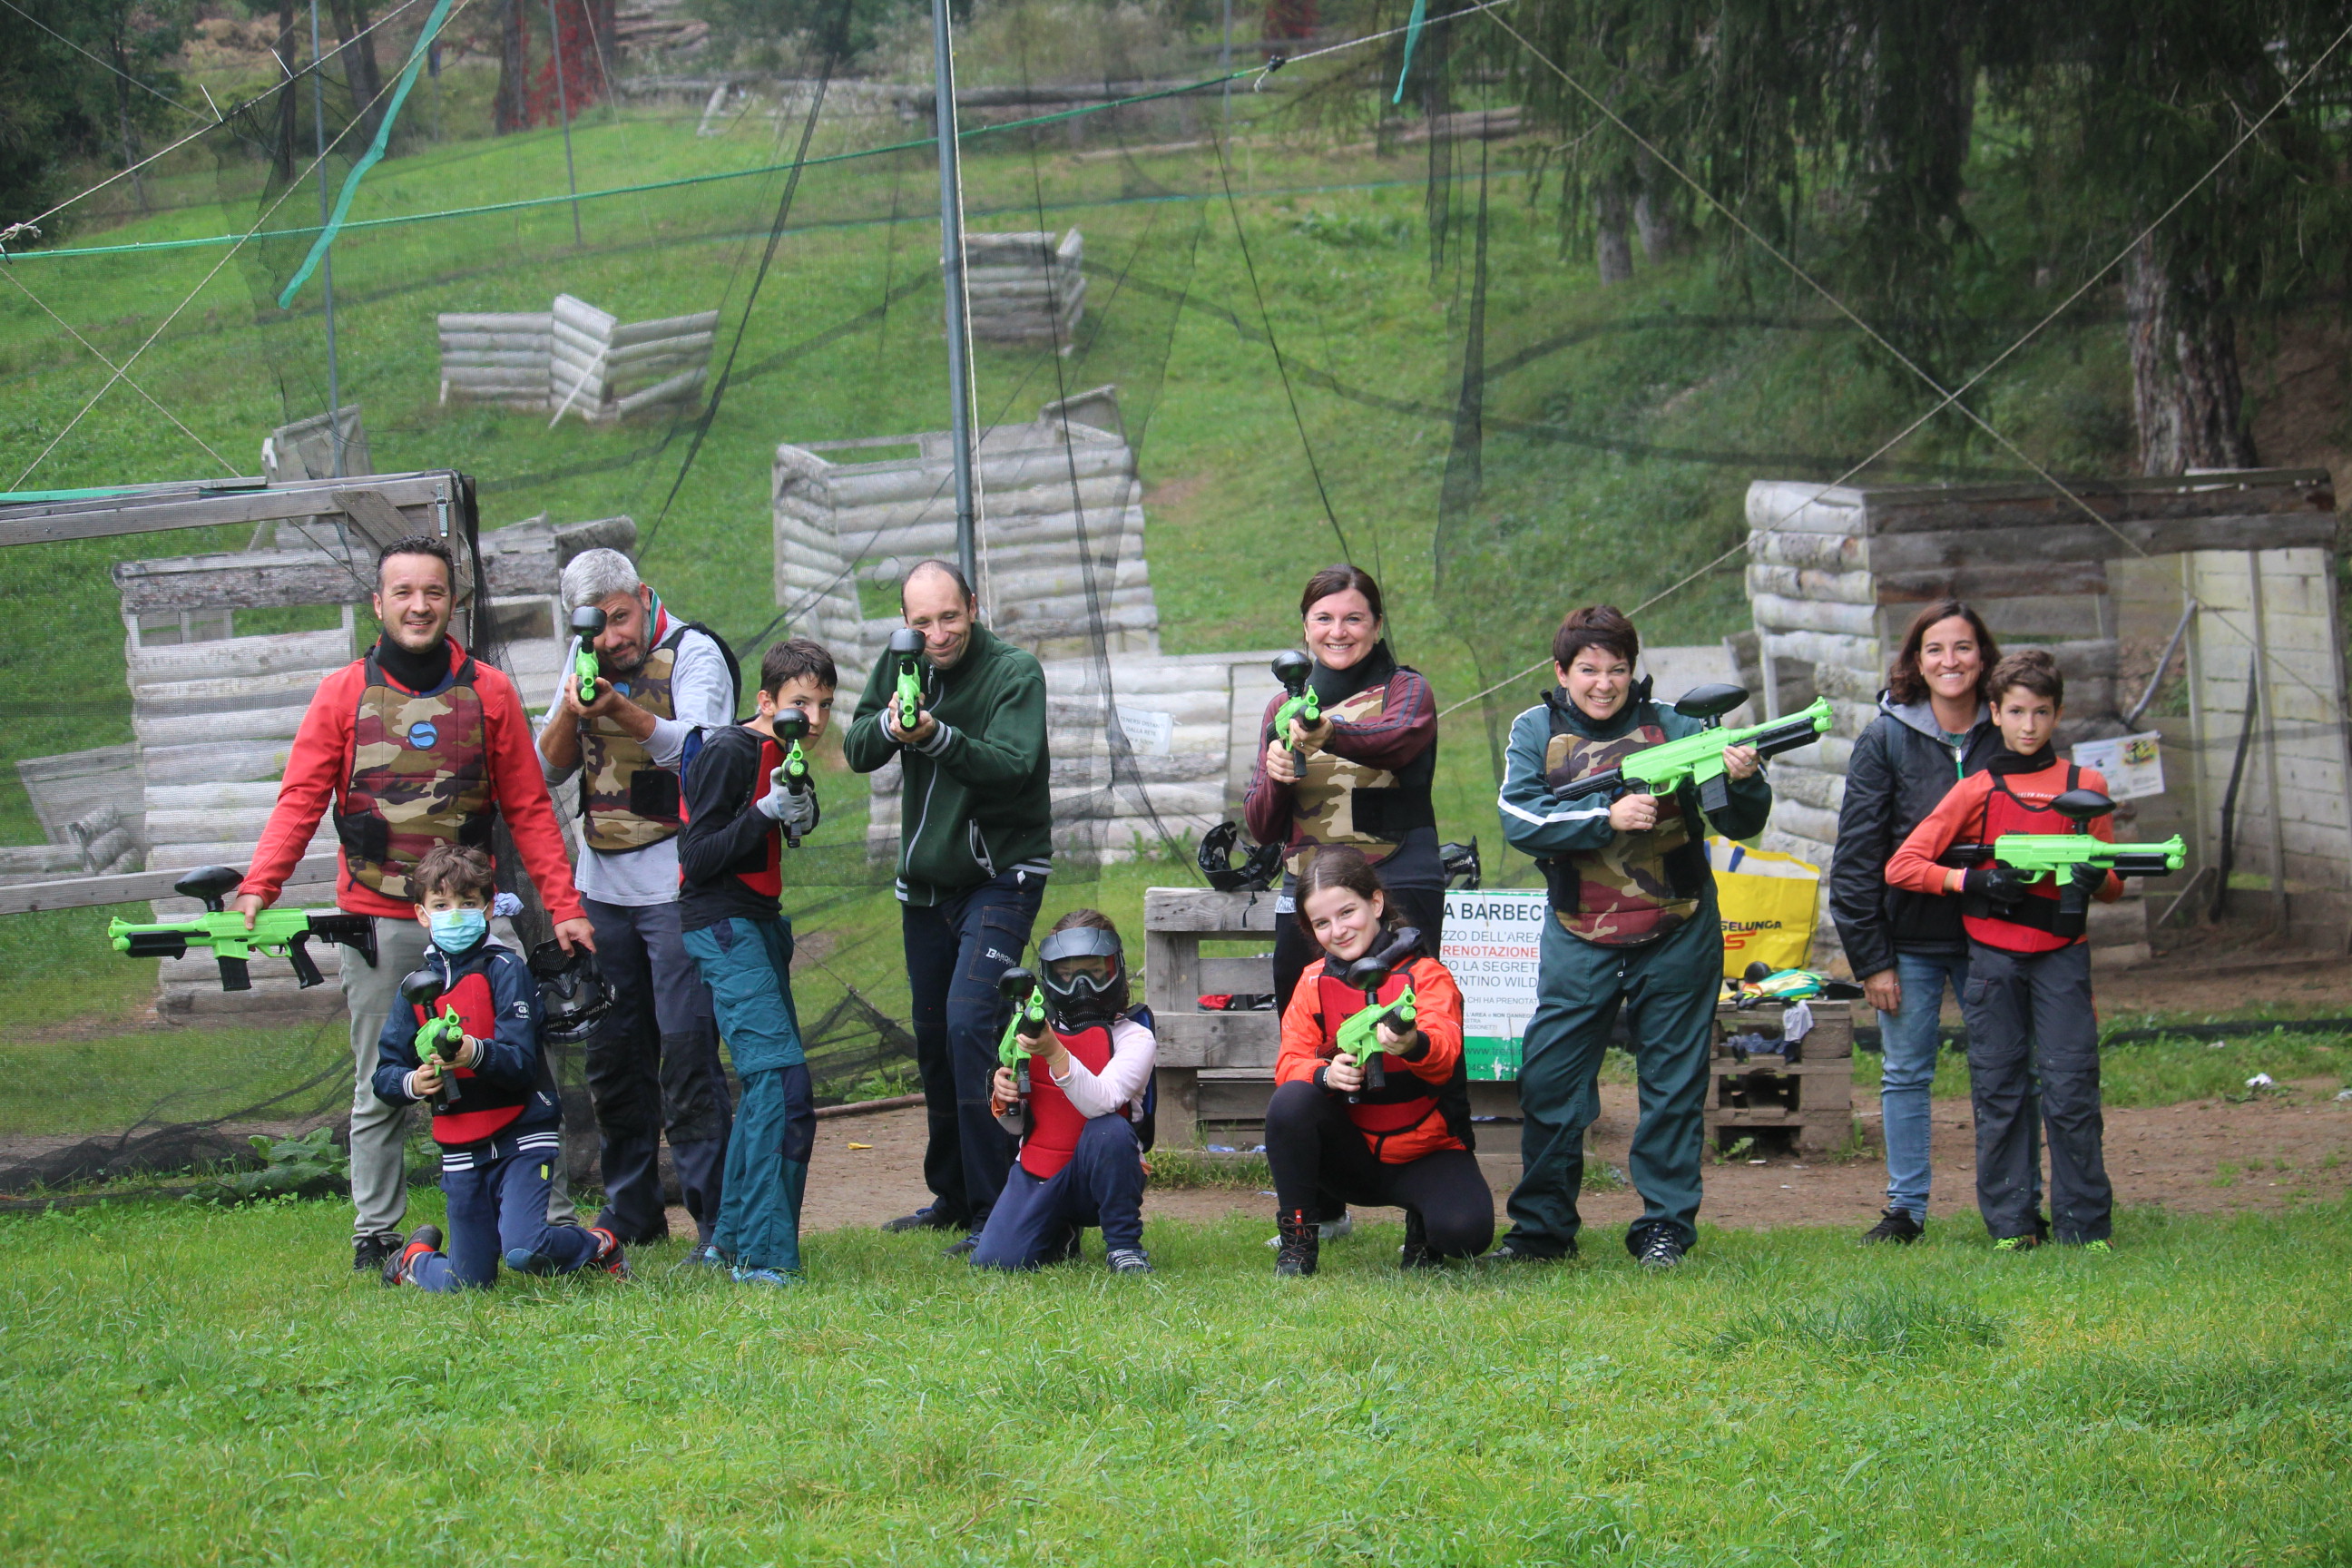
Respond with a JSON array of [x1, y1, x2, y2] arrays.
[[537, 546, 740, 1254]]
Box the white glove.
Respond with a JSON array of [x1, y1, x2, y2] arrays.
[[756, 780, 818, 836]]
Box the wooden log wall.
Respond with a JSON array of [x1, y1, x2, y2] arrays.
[[438, 299, 718, 422], [439, 311, 553, 408], [1742, 470, 2343, 970], [963, 231, 1085, 345]]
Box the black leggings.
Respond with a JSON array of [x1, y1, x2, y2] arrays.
[[1262, 1081, 1494, 1259]]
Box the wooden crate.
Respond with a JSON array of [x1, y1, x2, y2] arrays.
[[1143, 887, 1283, 1148], [1707, 998, 1854, 1154]]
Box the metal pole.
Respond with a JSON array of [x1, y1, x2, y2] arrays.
[[931, 0, 978, 592], [309, 1, 344, 477], [1221, 0, 1232, 122], [545, 0, 583, 246]]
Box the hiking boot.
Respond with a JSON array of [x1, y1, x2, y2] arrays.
[[1991, 1233, 2041, 1253], [881, 1206, 963, 1234], [382, 1225, 440, 1288], [1274, 1208, 1319, 1278], [1399, 1209, 1433, 1270], [355, 1232, 403, 1274], [1632, 1229, 1688, 1270], [1263, 1212, 1357, 1249], [1106, 1248, 1153, 1275], [732, 1265, 801, 1288], [1861, 1208, 1924, 1245]]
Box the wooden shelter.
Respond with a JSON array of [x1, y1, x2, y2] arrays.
[[1742, 469, 2347, 965]]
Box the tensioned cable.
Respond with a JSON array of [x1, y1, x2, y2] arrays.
[[1211, 126, 1354, 562], [0, 268, 233, 474], [7, 0, 475, 489], [0, 0, 440, 243], [1439, 11, 2352, 723]]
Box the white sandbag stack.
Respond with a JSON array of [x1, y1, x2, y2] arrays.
[[964, 230, 1084, 345]]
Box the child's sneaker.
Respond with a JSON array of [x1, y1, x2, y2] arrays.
[[732, 1265, 801, 1288], [589, 1226, 630, 1279], [383, 1225, 441, 1288], [1106, 1248, 1153, 1275], [677, 1242, 731, 1271]]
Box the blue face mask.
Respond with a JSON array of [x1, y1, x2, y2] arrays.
[[427, 907, 488, 953]]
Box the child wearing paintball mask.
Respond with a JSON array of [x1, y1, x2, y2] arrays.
[[972, 909, 1159, 1274], [372, 844, 627, 1289]]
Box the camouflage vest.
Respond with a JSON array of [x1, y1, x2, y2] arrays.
[[579, 623, 688, 855], [1540, 702, 1705, 947], [1285, 681, 1436, 878], [336, 650, 495, 903]]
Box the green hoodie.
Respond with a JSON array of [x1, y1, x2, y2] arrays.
[[843, 623, 1054, 905]]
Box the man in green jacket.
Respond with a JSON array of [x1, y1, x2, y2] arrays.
[[844, 561, 1054, 1244]]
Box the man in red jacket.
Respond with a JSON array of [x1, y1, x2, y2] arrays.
[[232, 534, 594, 1273]]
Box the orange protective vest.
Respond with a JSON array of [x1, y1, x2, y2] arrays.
[[1311, 958, 1471, 1162]]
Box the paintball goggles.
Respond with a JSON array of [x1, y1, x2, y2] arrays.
[[1198, 821, 1281, 893], [996, 965, 1050, 1090], [1269, 651, 1322, 760], [107, 865, 377, 992], [1938, 788, 2184, 936], [529, 939, 611, 1046], [1723, 961, 1865, 1014], [398, 967, 464, 1111], [1331, 926, 1422, 1096], [569, 606, 607, 707], [887, 627, 926, 733], [1555, 685, 1831, 817]]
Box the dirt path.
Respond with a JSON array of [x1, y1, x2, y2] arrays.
[[672, 1077, 2352, 1240]]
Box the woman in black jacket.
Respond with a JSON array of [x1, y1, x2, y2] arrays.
[[1829, 600, 2010, 1245]]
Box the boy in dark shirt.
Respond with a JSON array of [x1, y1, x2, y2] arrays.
[[678, 638, 835, 1285], [374, 844, 626, 1289]]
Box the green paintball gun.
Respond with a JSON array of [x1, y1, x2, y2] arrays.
[[772, 709, 812, 849], [1555, 684, 1832, 818], [887, 627, 926, 733], [1330, 926, 1423, 1097], [570, 605, 607, 707], [995, 965, 1048, 1094], [398, 967, 465, 1111], [1939, 789, 2185, 936], [107, 865, 377, 993], [1269, 650, 1322, 760]]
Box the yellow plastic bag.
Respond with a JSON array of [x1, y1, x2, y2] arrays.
[[1707, 838, 1819, 978]]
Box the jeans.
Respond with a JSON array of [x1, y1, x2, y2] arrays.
[[1876, 948, 2040, 1223], [582, 896, 731, 1244], [902, 869, 1046, 1230], [969, 1114, 1146, 1269]]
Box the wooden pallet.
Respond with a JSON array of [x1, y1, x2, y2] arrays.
[[1708, 998, 1854, 1154]]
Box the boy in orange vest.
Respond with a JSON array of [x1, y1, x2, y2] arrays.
[[375, 844, 625, 1289], [975, 910, 1158, 1274], [1886, 648, 2121, 1250]]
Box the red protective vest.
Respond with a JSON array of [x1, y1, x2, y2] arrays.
[[414, 969, 526, 1145], [676, 729, 784, 896], [1960, 764, 2088, 956], [1018, 1022, 1118, 1180], [1312, 958, 1467, 1160]]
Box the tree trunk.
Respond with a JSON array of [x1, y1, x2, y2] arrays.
[[495, 0, 529, 134], [1633, 183, 1681, 261], [1595, 172, 1633, 284], [2125, 233, 2258, 475], [328, 0, 386, 146], [271, 4, 299, 182]]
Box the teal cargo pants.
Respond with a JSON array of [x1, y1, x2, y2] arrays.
[[1503, 895, 1720, 1257]]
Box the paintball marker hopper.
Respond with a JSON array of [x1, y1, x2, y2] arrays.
[[398, 967, 462, 1109], [1269, 650, 1320, 757], [1335, 926, 1422, 1094], [887, 627, 926, 731], [771, 708, 813, 847]]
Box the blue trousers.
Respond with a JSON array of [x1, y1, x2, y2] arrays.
[[683, 916, 816, 1273], [970, 1114, 1146, 1269], [903, 869, 1044, 1230], [414, 1147, 597, 1291]]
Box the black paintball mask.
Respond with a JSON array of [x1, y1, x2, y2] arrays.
[[528, 940, 612, 1046], [1035, 925, 1129, 1031]]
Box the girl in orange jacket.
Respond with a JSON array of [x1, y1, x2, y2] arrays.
[[1264, 846, 1493, 1274]]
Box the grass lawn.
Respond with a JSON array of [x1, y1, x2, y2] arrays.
[[2, 1197, 2347, 1563]]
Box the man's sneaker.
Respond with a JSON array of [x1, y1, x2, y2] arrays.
[[382, 1225, 440, 1288], [1633, 1230, 1688, 1269], [881, 1207, 963, 1233], [2079, 1239, 2114, 1255], [355, 1232, 403, 1274], [732, 1266, 801, 1288], [1860, 1208, 1925, 1245], [1106, 1248, 1153, 1275], [1488, 1238, 1575, 1265], [1274, 1208, 1319, 1278], [1263, 1213, 1357, 1249], [941, 1235, 979, 1259], [1399, 1209, 1433, 1270], [1991, 1233, 2041, 1252]]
